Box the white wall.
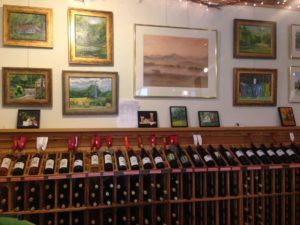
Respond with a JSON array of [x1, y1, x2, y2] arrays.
[[0, 0, 299, 128]]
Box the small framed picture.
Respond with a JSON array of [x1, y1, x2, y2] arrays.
[[278, 107, 296, 127], [137, 111, 158, 128], [289, 66, 300, 102], [17, 109, 40, 129], [170, 106, 188, 128], [198, 111, 220, 127], [290, 24, 300, 59]]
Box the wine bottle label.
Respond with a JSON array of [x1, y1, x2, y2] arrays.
[[214, 152, 221, 158], [246, 150, 255, 157], [267, 149, 275, 156], [180, 155, 189, 163], [154, 156, 163, 164], [193, 154, 200, 161], [1, 157, 12, 169], [142, 157, 151, 165], [74, 159, 83, 167], [59, 159, 68, 169], [204, 155, 213, 162], [91, 155, 99, 165], [225, 151, 232, 158], [45, 159, 54, 169], [130, 156, 138, 166], [104, 154, 112, 164], [14, 162, 24, 170], [256, 150, 265, 157], [286, 149, 296, 156], [235, 150, 244, 158], [276, 149, 285, 157], [167, 153, 175, 161], [118, 156, 126, 166], [30, 157, 40, 168]]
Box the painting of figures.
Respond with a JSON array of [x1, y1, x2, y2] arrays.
[[143, 35, 208, 88]]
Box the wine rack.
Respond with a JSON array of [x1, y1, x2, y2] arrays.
[[0, 127, 300, 225]]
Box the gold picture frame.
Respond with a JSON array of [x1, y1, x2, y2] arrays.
[[3, 5, 53, 48], [62, 71, 118, 115], [290, 24, 300, 59], [2, 67, 52, 107], [68, 8, 113, 65], [288, 66, 300, 102]]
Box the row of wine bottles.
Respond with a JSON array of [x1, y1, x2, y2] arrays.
[[1, 143, 300, 177]]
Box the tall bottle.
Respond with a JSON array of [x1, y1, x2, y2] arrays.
[[44, 154, 56, 174], [165, 149, 179, 168], [128, 149, 139, 170], [176, 145, 192, 168], [29, 153, 42, 175], [196, 146, 216, 167], [285, 145, 300, 163], [90, 151, 99, 171], [274, 144, 291, 164], [251, 144, 272, 164], [12, 155, 27, 176], [0, 153, 14, 176], [231, 147, 250, 165], [116, 150, 127, 170], [59, 153, 69, 174], [186, 146, 203, 167], [207, 145, 226, 166], [261, 144, 282, 164], [103, 151, 113, 171], [242, 147, 261, 165], [140, 148, 152, 169], [73, 152, 84, 172], [219, 145, 238, 166], [152, 147, 164, 169]]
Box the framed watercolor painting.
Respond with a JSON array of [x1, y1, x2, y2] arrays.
[[233, 68, 277, 106], [137, 111, 158, 128], [134, 24, 218, 98], [2, 67, 52, 107], [289, 66, 300, 102], [170, 106, 188, 127], [234, 19, 276, 59], [3, 5, 53, 48], [17, 109, 40, 129], [62, 71, 118, 115], [198, 111, 220, 127], [278, 107, 296, 127], [290, 24, 300, 59], [68, 8, 113, 65]]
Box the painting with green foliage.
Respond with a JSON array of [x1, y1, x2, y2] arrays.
[[170, 106, 188, 127], [69, 77, 112, 109], [9, 12, 46, 41], [75, 15, 107, 59]]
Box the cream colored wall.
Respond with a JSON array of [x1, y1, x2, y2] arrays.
[[0, 0, 299, 128]]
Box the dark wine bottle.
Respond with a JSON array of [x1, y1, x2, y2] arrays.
[[243, 147, 261, 165], [176, 145, 192, 168], [251, 144, 272, 164], [28, 182, 39, 210], [103, 151, 113, 171], [28, 153, 42, 175], [128, 149, 139, 170], [13, 182, 24, 211], [186, 146, 203, 167], [165, 149, 179, 168], [103, 177, 114, 205], [73, 152, 84, 172], [12, 155, 27, 176], [231, 147, 250, 165], [73, 179, 84, 207], [140, 148, 152, 169], [103, 209, 113, 224], [275, 144, 291, 164], [261, 144, 282, 164], [219, 145, 238, 166], [130, 176, 139, 203], [58, 212, 69, 225], [143, 175, 152, 202], [143, 206, 152, 225], [285, 145, 300, 163], [197, 146, 216, 167], [44, 180, 55, 209], [116, 177, 127, 204], [0, 154, 14, 176], [58, 179, 69, 209], [44, 213, 55, 225], [207, 145, 226, 166], [170, 174, 179, 200], [116, 150, 127, 170], [44, 154, 56, 174], [59, 153, 69, 174], [72, 211, 84, 225], [152, 147, 164, 169], [90, 152, 99, 171], [0, 187, 8, 212]]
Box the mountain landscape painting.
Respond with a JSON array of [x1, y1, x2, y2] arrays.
[[143, 34, 209, 88]]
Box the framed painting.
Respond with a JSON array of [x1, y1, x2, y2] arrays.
[[134, 24, 218, 98], [62, 71, 118, 115], [170, 106, 188, 127], [198, 111, 220, 127], [290, 24, 300, 59], [137, 111, 158, 128], [233, 68, 277, 106], [2, 67, 52, 107], [234, 19, 276, 59], [289, 66, 300, 102], [3, 5, 53, 48], [68, 8, 113, 65], [278, 107, 296, 127], [17, 109, 40, 129]]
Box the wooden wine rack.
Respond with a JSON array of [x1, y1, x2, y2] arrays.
[[0, 127, 299, 225]]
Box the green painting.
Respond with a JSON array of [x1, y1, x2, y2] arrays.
[[296, 31, 300, 49], [170, 107, 188, 127], [9, 12, 46, 41], [9, 74, 46, 100], [239, 25, 272, 54], [75, 15, 107, 59]]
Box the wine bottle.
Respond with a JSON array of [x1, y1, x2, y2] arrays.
[[117, 208, 127, 225], [197, 146, 216, 167], [130, 207, 139, 225], [44, 180, 55, 209], [143, 175, 152, 202], [103, 209, 113, 225], [73, 152, 84, 172], [29, 153, 42, 175], [261, 144, 282, 164], [0, 153, 14, 176], [58, 179, 69, 209], [170, 174, 179, 200], [176, 145, 192, 168], [13, 182, 24, 211], [0, 187, 8, 212], [103, 151, 113, 171], [143, 206, 152, 225], [73, 179, 84, 207], [152, 147, 164, 169], [130, 176, 139, 203], [231, 147, 250, 165], [140, 148, 152, 169], [28, 182, 39, 210], [12, 155, 27, 176], [44, 213, 55, 225], [251, 144, 272, 164], [116, 149, 127, 170], [116, 177, 127, 204], [44, 154, 56, 174], [90, 151, 99, 171], [89, 178, 100, 206], [186, 146, 203, 167], [243, 147, 261, 165], [165, 149, 179, 168], [207, 145, 226, 166], [58, 212, 69, 225], [72, 211, 84, 224], [59, 153, 69, 174], [103, 177, 114, 205], [285, 145, 300, 163], [128, 149, 139, 170], [274, 144, 291, 164], [219, 145, 238, 166]]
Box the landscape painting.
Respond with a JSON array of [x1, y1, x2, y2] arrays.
[[143, 35, 208, 88], [3, 5, 53, 48], [170, 106, 188, 127], [68, 8, 113, 65], [62, 71, 118, 115], [290, 24, 300, 58], [289, 66, 300, 102], [234, 19, 276, 59], [2, 67, 52, 107]]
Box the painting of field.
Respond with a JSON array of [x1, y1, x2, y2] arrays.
[[69, 77, 112, 109], [9, 12, 46, 41], [143, 35, 208, 88], [75, 15, 107, 59]]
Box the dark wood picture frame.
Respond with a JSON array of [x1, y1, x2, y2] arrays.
[[278, 107, 296, 127], [137, 111, 158, 128], [17, 109, 40, 129], [198, 111, 220, 127], [170, 106, 188, 128]]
